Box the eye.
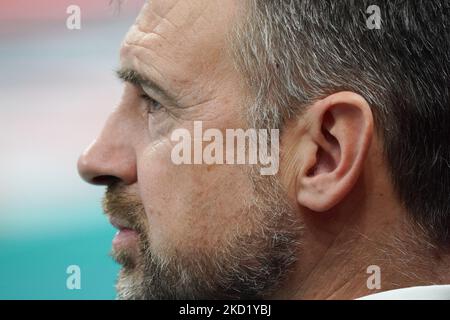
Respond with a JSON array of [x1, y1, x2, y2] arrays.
[[140, 93, 164, 114]]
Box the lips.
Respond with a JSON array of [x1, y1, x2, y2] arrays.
[[109, 216, 133, 230], [109, 216, 139, 252]]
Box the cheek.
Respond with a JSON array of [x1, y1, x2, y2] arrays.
[[136, 139, 255, 255]]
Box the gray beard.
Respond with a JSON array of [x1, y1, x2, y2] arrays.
[[112, 173, 302, 300]]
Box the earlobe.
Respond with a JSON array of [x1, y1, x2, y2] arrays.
[[296, 92, 374, 212]]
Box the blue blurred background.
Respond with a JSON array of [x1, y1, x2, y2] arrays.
[[0, 0, 144, 299]]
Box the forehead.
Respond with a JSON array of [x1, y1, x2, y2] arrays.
[[120, 0, 240, 90]]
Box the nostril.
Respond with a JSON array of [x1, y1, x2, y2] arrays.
[[77, 144, 137, 186], [91, 175, 120, 186]]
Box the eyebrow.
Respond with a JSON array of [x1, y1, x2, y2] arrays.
[[116, 68, 177, 103]]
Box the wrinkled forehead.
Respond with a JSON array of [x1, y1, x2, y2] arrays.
[[120, 0, 240, 82], [136, 0, 230, 33]]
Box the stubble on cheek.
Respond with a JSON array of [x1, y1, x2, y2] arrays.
[[145, 161, 258, 257]]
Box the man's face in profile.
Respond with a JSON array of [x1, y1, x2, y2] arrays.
[[78, 0, 450, 300], [78, 0, 301, 299]]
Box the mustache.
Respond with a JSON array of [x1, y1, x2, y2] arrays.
[[102, 183, 146, 233]]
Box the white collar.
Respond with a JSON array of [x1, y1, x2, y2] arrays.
[[358, 285, 450, 300]]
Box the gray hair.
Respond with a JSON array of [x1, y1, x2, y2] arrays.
[[231, 0, 450, 245]]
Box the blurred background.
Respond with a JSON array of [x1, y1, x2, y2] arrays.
[[0, 0, 144, 299]]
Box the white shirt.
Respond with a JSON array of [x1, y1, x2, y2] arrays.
[[358, 285, 450, 300]]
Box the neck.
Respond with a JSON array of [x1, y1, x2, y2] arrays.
[[276, 216, 450, 300], [275, 139, 450, 299]]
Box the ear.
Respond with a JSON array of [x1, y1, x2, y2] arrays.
[[296, 92, 374, 212]]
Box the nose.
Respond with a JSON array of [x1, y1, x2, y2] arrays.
[[77, 115, 137, 186]]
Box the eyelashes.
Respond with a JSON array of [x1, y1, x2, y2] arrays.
[[140, 93, 164, 114]]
